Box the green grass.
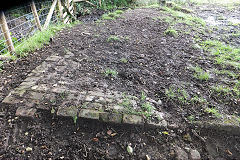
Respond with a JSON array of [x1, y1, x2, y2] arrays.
[[164, 28, 178, 37], [191, 66, 210, 81], [141, 102, 153, 113], [190, 95, 207, 104], [158, 5, 206, 38], [214, 69, 239, 79], [166, 1, 193, 13], [232, 32, 240, 37], [189, 0, 240, 5], [107, 35, 121, 42], [212, 85, 232, 96], [140, 91, 147, 101], [200, 40, 240, 69], [14, 22, 79, 57], [102, 10, 124, 20], [205, 107, 221, 118], [211, 81, 240, 98], [165, 87, 176, 99], [104, 68, 118, 77], [0, 61, 3, 72], [161, 6, 206, 27], [165, 86, 189, 104]]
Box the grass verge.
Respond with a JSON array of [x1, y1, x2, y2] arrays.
[[12, 21, 80, 58]]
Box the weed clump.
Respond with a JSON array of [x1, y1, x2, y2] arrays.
[[164, 28, 178, 37], [104, 68, 118, 78], [102, 10, 124, 20], [191, 66, 209, 81], [107, 35, 120, 42]]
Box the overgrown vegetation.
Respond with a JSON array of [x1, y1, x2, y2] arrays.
[[200, 40, 240, 69], [104, 68, 118, 78], [102, 10, 124, 20], [164, 28, 178, 37], [191, 66, 210, 81], [15, 23, 79, 57], [118, 92, 154, 118], [107, 35, 121, 42]]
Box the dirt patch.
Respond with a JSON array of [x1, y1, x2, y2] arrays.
[[1, 5, 240, 159]]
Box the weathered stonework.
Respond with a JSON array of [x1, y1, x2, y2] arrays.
[[100, 112, 123, 123], [79, 109, 101, 120], [1, 51, 171, 128], [16, 106, 37, 118], [123, 114, 144, 125]]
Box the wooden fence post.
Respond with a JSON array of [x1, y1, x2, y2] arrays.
[[57, 0, 64, 19], [30, 0, 42, 31], [61, 0, 77, 24], [43, 0, 58, 29], [0, 11, 15, 54]]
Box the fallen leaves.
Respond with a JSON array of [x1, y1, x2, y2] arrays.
[[92, 137, 99, 142], [107, 130, 117, 137]]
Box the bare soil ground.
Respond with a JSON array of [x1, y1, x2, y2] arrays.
[[0, 4, 240, 160]]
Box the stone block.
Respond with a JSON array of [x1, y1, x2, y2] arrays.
[[99, 112, 123, 123], [52, 87, 67, 93], [31, 84, 49, 92], [2, 95, 21, 104], [27, 91, 44, 100], [16, 106, 37, 118], [88, 90, 105, 97], [57, 106, 78, 117], [87, 103, 103, 110], [45, 55, 62, 62], [112, 105, 125, 112], [12, 89, 26, 97], [146, 119, 168, 128], [189, 149, 201, 160], [123, 114, 144, 125], [18, 81, 36, 90], [79, 109, 101, 120]]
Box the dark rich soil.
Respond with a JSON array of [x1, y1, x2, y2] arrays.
[[1, 4, 240, 160]]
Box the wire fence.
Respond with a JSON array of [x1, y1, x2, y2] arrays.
[[0, 0, 60, 55]]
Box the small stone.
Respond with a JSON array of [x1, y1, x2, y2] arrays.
[[2, 95, 21, 104], [123, 114, 144, 125], [146, 155, 151, 160], [175, 146, 188, 160], [45, 55, 61, 62], [189, 149, 201, 160], [85, 95, 95, 102], [26, 147, 33, 152], [127, 145, 133, 154], [157, 99, 162, 105], [31, 86, 38, 90]]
